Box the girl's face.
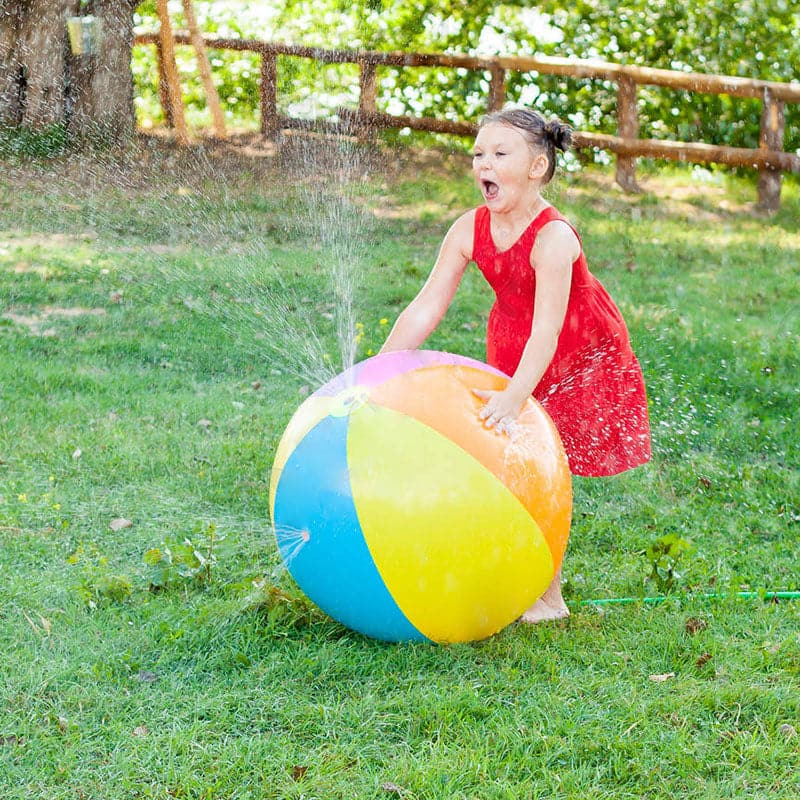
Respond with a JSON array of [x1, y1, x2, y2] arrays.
[[472, 122, 546, 212]]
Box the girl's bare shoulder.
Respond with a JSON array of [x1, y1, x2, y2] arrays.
[[450, 207, 478, 234], [534, 217, 581, 264], [444, 208, 479, 256]]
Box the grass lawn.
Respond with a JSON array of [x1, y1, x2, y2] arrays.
[[1, 132, 799, 799]]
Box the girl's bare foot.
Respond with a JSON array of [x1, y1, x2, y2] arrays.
[[519, 595, 570, 624], [519, 570, 569, 624]]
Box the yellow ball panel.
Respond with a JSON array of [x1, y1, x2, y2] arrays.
[[348, 404, 555, 643]]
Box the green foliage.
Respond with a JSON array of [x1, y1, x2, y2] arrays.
[[533, 0, 800, 151], [67, 544, 133, 607], [131, 1, 800, 155], [246, 580, 325, 632], [144, 522, 225, 590], [645, 533, 695, 593]]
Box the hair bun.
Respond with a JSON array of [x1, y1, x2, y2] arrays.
[[544, 119, 572, 152]]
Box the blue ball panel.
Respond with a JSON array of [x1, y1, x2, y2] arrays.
[[272, 413, 428, 642]]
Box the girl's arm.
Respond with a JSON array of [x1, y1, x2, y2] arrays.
[[380, 210, 475, 353], [476, 220, 579, 431]]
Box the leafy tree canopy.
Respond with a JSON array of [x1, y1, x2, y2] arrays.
[[132, 1, 800, 153]]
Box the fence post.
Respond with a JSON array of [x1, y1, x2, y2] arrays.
[[359, 59, 378, 113], [181, 0, 226, 139], [357, 57, 378, 139], [615, 73, 640, 192], [155, 0, 190, 144], [488, 64, 506, 113], [757, 87, 785, 212], [154, 39, 173, 128], [260, 51, 278, 138]]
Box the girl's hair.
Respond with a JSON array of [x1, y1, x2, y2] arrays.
[[479, 107, 572, 183]]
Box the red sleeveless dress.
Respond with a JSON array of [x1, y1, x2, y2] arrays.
[[472, 205, 651, 477]]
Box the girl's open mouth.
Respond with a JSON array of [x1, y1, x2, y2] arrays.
[[482, 180, 499, 200]]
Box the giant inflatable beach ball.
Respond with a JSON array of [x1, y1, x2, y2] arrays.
[[269, 350, 572, 643]]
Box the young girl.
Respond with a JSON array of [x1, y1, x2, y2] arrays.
[[379, 106, 651, 623]]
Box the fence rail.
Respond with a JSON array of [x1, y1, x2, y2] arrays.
[[134, 32, 800, 210]]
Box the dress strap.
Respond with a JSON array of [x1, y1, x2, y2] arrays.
[[527, 205, 583, 246]]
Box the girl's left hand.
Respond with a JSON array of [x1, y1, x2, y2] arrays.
[[472, 387, 526, 434]]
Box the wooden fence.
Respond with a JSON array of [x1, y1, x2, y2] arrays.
[[134, 33, 800, 210]]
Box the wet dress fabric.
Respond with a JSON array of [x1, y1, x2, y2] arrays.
[[472, 204, 651, 477]]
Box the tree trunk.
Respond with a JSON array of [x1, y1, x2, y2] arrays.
[[0, 0, 24, 125], [67, 0, 139, 144], [0, 0, 138, 145], [1, 0, 74, 128], [23, 0, 76, 127]]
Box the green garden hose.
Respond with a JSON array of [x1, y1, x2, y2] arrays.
[[580, 590, 800, 607]]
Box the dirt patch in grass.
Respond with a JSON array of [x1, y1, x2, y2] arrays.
[[560, 169, 757, 222], [2, 306, 107, 336], [0, 232, 97, 251]]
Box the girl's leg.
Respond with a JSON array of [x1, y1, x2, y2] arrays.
[[520, 570, 569, 623]]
